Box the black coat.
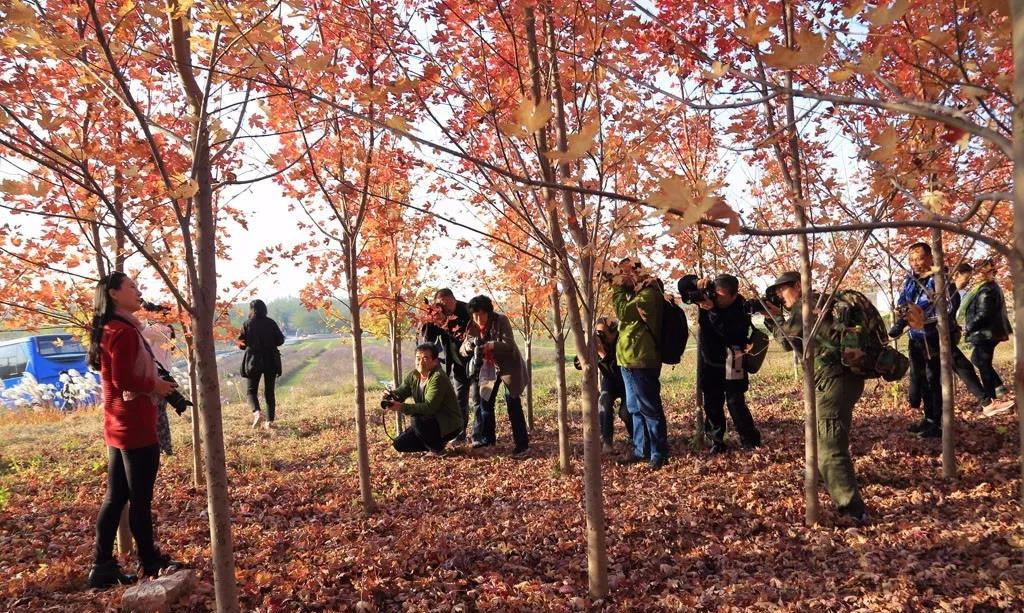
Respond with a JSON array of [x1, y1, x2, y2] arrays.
[[420, 300, 470, 369], [697, 296, 751, 369], [239, 316, 285, 377], [964, 281, 1012, 344]]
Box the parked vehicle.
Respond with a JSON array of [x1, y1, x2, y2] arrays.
[[0, 334, 98, 409]]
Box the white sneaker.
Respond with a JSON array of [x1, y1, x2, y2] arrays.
[[262, 421, 274, 431], [982, 399, 1015, 418], [251, 411, 263, 428]]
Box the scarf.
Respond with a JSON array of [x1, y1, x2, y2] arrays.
[[955, 282, 985, 327]]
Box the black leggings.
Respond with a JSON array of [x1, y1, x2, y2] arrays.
[[971, 340, 1004, 400], [247, 372, 277, 421], [94, 444, 161, 566]]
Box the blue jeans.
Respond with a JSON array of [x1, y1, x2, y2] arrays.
[[621, 367, 668, 463], [472, 382, 529, 449]]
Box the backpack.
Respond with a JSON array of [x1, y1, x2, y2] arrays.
[[644, 298, 689, 365], [743, 326, 770, 374], [827, 290, 909, 381]]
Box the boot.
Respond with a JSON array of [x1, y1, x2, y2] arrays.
[[87, 559, 137, 589], [140, 552, 185, 578]]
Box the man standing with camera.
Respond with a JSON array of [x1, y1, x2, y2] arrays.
[[694, 274, 761, 454], [383, 343, 463, 454], [420, 288, 472, 443], [763, 271, 868, 523], [611, 259, 668, 470], [573, 317, 633, 453]]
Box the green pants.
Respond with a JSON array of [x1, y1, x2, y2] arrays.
[[816, 372, 866, 514]]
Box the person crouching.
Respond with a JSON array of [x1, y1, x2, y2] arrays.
[[383, 343, 463, 454]]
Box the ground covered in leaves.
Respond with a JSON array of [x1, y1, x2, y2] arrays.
[[2, 344, 1023, 612]]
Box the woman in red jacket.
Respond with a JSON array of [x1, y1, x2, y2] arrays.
[[86, 272, 182, 589]]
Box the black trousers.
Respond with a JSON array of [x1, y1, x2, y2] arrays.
[[910, 338, 990, 424], [971, 340, 1004, 400], [393, 415, 459, 453], [246, 371, 277, 421], [94, 444, 161, 566], [449, 363, 472, 438], [701, 367, 760, 446], [599, 375, 632, 444]]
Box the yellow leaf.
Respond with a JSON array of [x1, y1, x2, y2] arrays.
[[762, 31, 830, 70], [915, 27, 954, 48], [646, 176, 720, 228], [702, 60, 730, 80], [865, 0, 908, 27], [842, 0, 865, 19], [0, 180, 26, 195], [867, 128, 898, 161], [962, 85, 988, 101], [385, 116, 413, 135], [920, 190, 947, 214], [169, 178, 199, 200], [500, 97, 552, 138], [117, 0, 135, 18], [737, 10, 772, 45], [545, 119, 599, 163], [829, 68, 854, 82], [852, 51, 882, 74]]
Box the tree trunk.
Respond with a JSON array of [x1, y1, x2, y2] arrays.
[[187, 338, 203, 487], [551, 280, 572, 474], [347, 243, 376, 514], [116, 502, 132, 556], [691, 323, 706, 450], [1010, 0, 1024, 507], [524, 5, 606, 596], [931, 228, 957, 478], [167, 8, 239, 610], [389, 316, 404, 431], [525, 336, 534, 431]]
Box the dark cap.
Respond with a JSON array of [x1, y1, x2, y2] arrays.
[[766, 271, 800, 296]]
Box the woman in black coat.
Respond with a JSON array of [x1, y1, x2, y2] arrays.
[[237, 300, 285, 429], [960, 259, 1013, 414]]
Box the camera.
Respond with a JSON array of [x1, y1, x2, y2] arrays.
[[745, 293, 784, 316], [676, 274, 716, 305], [380, 389, 398, 409], [156, 364, 193, 416]]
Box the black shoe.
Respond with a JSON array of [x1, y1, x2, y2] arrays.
[[140, 553, 184, 578], [87, 560, 137, 589], [616, 454, 646, 466], [906, 419, 929, 433], [512, 446, 530, 458], [918, 426, 942, 439], [649, 457, 668, 470], [470, 440, 494, 449], [740, 439, 761, 450], [709, 442, 729, 455]]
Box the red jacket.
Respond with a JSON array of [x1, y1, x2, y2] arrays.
[[101, 318, 158, 449]]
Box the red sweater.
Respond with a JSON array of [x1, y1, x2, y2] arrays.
[[101, 318, 158, 449]]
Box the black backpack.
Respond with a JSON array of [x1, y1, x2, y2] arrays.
[[644, 298, 689, 365]]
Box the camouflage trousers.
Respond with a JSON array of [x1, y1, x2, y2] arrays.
[[816, 372, 865, 515]]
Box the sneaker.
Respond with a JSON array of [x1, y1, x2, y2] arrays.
[[251, 411, 262, 429], [995, 385, 1010, 399], [982, 398, 1015, 418], [740, 439, 761, 451], [601, 442, 613, 454], [906, 419, 929, 433], [87, 560, 137, 589], [837, 507, 871, 526], [616, 454, 646, 466], [649, 457, 668, 470], [512, 446, 530, 458], [918, 425, 942, 439], [262, 420, 274, 431], [426, 450, 446, 458], [471, 440, 494, 449]]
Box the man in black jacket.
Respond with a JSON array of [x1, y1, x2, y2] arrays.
[[419, 288, 472, 442], [696, 274, 761, 453], [959, 259, 1015, 416]]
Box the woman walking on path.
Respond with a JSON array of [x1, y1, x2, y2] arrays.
[[238, 299, 285, 429]]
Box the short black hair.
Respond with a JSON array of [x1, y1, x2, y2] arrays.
[[908, 242, 932, 257], [434, 288, 455, 300], [467, 295, 494, 314], [415, 343, 440, 360], [953, 262, 973, 275], [713, 274, 739, 296]]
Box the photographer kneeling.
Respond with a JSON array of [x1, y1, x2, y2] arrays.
[[691, 274, 761, 453], [383, 343, 463, 454]]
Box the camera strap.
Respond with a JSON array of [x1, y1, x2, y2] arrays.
[[110, 314, 169, 372]]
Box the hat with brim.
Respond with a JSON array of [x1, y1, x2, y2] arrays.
[[766, 271, 801, 296]]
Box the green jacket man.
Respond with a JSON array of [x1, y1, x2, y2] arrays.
[[764, 271, 868, 523], [386, 344, 463, 453]]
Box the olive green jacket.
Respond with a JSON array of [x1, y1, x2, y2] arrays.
[[392, 365, 462, 436], [612, 283, 663, 369]]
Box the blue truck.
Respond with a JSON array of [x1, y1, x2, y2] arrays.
[[0, 334, 97, 409]]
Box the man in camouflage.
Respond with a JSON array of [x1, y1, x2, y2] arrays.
[[764, 271, 868, 523]]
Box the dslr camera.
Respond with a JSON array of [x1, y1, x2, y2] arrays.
[[676, 274, 716, 305], [380, 389, 398, 410], [156, 364, 193, 416], [745, 292, 784, 316]]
